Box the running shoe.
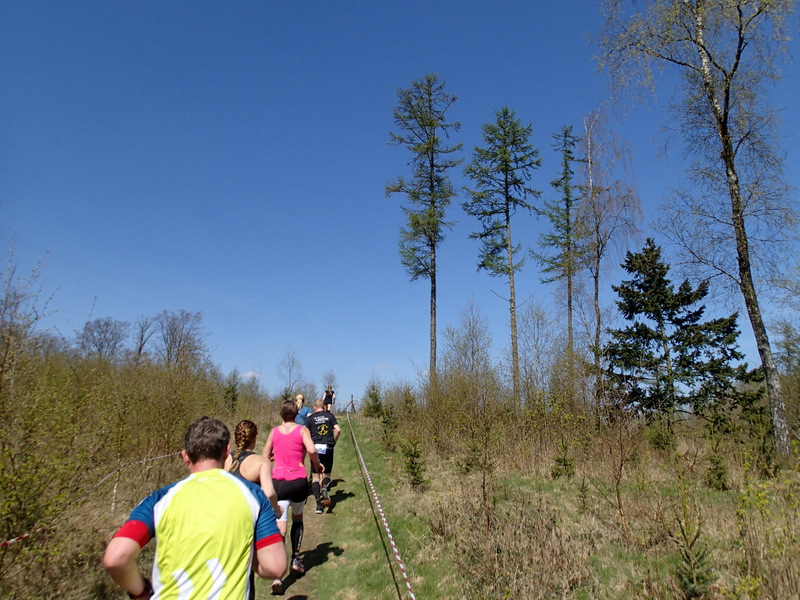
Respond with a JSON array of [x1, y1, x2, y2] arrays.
[[321, 487, 331, 507], [291, 556, 305, 574], [315, 502, 323, 514], [271, 579, 283, 595]]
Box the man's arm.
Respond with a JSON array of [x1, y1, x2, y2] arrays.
[[255, 543, 288, 580], [103, 537, 150, 598], [302, 427, 324, 473], [333, 423, 341, 445]]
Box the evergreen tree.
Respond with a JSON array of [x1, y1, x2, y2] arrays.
[[386, 73, 463, 387], [534, 125, 585, 358], [463, 107, 541, 406], [604, 239, 752, 422], [598, 0, 795, 455]]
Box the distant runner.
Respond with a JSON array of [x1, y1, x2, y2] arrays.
[[306, 399, 341, 513], [294, 393, 312, 426], [322, 386, 335, 412]]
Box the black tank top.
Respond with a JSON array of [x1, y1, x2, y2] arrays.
[[230, 450, 256, 479]]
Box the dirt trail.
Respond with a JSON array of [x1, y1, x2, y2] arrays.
[[254, 414, 389, 599], [255, 479, 348, 599]]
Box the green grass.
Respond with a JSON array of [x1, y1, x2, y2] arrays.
[[253, 413, 462, 599], [330, 414, 464, 598]]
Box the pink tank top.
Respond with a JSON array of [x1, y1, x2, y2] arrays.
[[271, 424, 307, 481]]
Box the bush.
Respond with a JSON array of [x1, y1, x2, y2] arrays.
[[704, 452, 728, 491], [361, 379, 384, 418], [551, 438, 576, 480], [646, 419, 676, 451], [400, 439, 428, 490]]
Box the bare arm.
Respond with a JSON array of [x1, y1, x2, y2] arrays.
[[255, 543, 288, 580], [260, 429, 274, 461], [333, 424, 341, 445], [103, 537, 150, 598], [301, 427, 324, 473], [257, 459, 281, 518]]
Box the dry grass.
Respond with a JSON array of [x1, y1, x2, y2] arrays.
[[374, 397, 800, 600]]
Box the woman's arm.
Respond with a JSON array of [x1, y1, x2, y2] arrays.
[[257, 459, 281, 517], [260, 429, 274, 461], [301, 427, 324, 473]]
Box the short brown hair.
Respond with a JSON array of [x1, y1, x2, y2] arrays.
[[183, 417, 229, 463], [280, 399, 299, 422]]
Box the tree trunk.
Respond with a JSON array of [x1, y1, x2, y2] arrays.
[[694, 10, 790, 456], [430, 243, 437, 388], [507, 213, 520, 408]]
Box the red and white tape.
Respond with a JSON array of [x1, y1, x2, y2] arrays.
[[346, 408, 416, 600]]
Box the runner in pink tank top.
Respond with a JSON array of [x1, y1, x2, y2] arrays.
[[271, 424, 307, 481], [261, 399, 324, 593]]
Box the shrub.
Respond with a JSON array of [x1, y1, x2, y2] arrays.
[[361, 379, 384, 418], [400, 439, 428, 490], [551, 438, 576, 480], [646, 419, 676, 451], [704, 452, 728, 491]]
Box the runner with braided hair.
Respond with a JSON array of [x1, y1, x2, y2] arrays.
[[226, 419, 280, 516], [225, 419, 282, 600]]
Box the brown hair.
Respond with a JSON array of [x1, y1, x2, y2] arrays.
[[183, 417, 229, 463], [280, 399, 299, 422], [228, 420, 257, 473]]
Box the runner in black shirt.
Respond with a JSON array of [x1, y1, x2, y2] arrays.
[[306, 399, 340, 513], [322, 386, 335, 412]]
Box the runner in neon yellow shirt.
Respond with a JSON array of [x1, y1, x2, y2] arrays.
[[104, 417, 285, 599]]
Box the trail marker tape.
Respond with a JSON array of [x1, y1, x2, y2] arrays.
[[346, 407, 417, 600]]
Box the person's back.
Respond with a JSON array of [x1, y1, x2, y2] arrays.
[[135, 470, 269, 597], [306, 410, 337, 447], [307, 400, 340, 513], [294, 393, 312, 425], [295, 405, 312, 425], [323, 387, 335, 411], [228, 450, 256, 480], [104, 417, 285, 600], [271, 424, 306, 481]]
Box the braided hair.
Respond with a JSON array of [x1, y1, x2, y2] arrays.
[[228, 419, 257, 474]]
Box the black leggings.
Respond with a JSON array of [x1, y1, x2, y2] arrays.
[[273, 477, 309, 503]]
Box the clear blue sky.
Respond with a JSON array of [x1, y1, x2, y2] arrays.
[[3, 1, 799, 403]]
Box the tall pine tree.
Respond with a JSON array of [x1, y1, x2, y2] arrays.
[[386, 73, 463, 387], [463, 107, 541, 406], [534, 125, 585, 357]]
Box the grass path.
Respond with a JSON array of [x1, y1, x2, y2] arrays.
[[254, 413, 405, 600]]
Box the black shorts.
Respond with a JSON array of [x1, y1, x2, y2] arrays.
[[318, 447, 335, 474], [273, 477, 309, 503]]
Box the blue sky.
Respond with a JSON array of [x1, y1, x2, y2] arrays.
[[3, 1, 799, 403]]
